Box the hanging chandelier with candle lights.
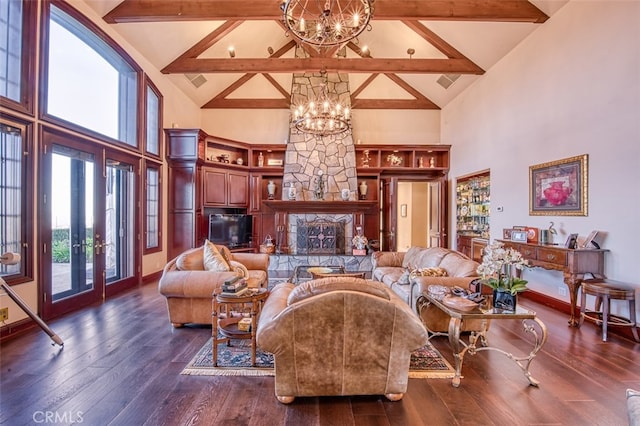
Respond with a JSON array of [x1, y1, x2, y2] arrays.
[[281, 0, 374, 47], [291, 74, 351, 137]]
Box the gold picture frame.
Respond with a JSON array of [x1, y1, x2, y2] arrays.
[[529, 154, 588, 216]]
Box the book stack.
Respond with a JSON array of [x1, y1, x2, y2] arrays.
[[238, 317, 252, 332], [220, 276, 248, 296]]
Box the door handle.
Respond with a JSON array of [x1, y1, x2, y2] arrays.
[[93, 234, 102, 255]]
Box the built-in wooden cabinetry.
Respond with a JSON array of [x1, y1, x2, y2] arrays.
[[202, 168, 249, 207], [166, 129, 451, 258], [455, 170, 490, 258]]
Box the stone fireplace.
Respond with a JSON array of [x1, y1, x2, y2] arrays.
[[282, 46, 358, 202]]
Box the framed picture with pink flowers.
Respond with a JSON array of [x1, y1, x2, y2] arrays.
[[529, 154, 588, 216]]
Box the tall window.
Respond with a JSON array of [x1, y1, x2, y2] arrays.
[[0, 0, 35, 113], [45, 3, 138, 147], [0, 120, 32, 281], [146, 81, 161, 157], [144, 163, 161, 252], [0, 0, 22, 102]]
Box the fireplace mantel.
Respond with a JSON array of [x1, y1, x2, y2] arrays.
[[263, 200, 378, 214]]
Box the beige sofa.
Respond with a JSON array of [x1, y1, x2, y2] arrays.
[[371, 246, 483, 332], [257, 277, 429, 403], [158, 245, 269, 327]]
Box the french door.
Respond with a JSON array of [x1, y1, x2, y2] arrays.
[[104, 152, 139, 297], [40, 129, 139, 319]]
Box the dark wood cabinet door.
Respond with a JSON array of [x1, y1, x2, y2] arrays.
[[203, 169, 227, 205], [228, 171, 249, 206], [249, 174, 261, 212]]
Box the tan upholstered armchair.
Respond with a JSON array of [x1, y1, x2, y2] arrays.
[[158, 245, 269, 327], [256, 277, 429, 404]]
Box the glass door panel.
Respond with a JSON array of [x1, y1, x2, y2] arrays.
[[104, 160, 135, 285], [51, 146, 95, 301]]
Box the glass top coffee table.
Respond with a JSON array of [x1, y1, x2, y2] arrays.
[[416, 291, 548, 388], [289, 265, 346, 284]]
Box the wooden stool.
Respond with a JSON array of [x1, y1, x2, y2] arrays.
[[579, 279, 639, 342]]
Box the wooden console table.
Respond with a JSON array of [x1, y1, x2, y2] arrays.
[[498, 240, 608, 327]]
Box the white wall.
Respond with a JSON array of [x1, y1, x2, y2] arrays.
[[443, 1, 640, 316]]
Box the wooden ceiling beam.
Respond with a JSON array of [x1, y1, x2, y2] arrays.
[[162, 58, 485, 74], [202, 98, 438, 110], [350, 99, 440, 110], [202, 98, 290, 109], [104, 1, 548, 24], [402, 20, 465, 59]]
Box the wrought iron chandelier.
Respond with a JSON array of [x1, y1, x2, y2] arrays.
[[281, 0, 374, 47], [291, 75, 351, 137]]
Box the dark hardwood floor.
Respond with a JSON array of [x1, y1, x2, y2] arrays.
[[1, 281, 638, 425]]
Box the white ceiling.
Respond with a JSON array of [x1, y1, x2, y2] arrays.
[[83, 1, 569, 110]]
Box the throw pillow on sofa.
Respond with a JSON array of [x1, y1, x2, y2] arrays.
[[229, 260, 249, 278], [176, 249, 205, 271], [410, 267, 448, 278], [203, 239, 231, 271], [397, 268, 411, 285]]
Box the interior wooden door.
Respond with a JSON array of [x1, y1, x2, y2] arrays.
[[428, 178, 448, 248], [380, 178, 396, 251]]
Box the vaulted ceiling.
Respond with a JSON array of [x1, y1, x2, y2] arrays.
[[85, 1, 568, 111]]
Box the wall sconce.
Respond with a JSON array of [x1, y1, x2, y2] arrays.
[[228, 46, 235, 58], [407, 48, 415, 59], [360, 45, 370, 57]]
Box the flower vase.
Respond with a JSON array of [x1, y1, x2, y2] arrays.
[[493, 289, 517, 312]]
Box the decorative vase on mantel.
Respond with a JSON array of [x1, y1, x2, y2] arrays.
[[267, 180, 276, 200], [492, 289, 517, 312], [359, 181, 368, 200]]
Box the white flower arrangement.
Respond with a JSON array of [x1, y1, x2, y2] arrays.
[[352, 234, 368, 250], [477, 241, 530, 295]]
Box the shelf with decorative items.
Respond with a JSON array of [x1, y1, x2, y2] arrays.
[[205, 137, 249, 168], [356, 174, 379, 201], [413, 148, 450, 170], [456, 169, 490, 242], [355, 145, 450, 174], [250, 145, 286, 170]]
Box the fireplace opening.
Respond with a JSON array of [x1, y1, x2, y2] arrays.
[[288, 214, 353, 255], [296, 220, 345, 254]]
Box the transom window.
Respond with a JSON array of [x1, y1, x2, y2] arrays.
[[45, 4, 138, 146]]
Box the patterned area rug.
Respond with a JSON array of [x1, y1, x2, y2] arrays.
[[181, 338, 454, 378]]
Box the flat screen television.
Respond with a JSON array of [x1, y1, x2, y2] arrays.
[[208, 214, 253, 248]]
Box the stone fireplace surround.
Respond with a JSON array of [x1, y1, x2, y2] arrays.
[[262, 200, 377, 254]]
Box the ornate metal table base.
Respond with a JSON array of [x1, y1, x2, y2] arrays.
[[447, 316, 547, 387], [417, 294, 548, 388]]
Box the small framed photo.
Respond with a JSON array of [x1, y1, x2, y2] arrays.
[[511, 230, 527, 242], [565, 233, 579, 249], [503, 228, 513, 239], [580, 230, 599, 249]]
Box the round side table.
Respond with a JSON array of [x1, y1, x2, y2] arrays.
[[212, 288, 269, 366]]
